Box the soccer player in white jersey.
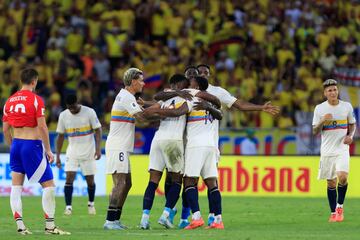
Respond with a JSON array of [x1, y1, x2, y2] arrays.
[[103, 67, 162, 230], [312, 79, 356, 222], [182, 76, 224, 230], [56, 94, 102, 215], [139, 74, 193, 229]]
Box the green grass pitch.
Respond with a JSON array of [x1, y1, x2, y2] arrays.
[[0, 196, 359, 240]]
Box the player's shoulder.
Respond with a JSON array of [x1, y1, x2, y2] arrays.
[[315, 101, 327, 109], [59, 109, 70, 117], [116, 89, 135, 101], [339, 100, 353, 108], [80, 105, 95, 113], [207, 84, 227, 93]]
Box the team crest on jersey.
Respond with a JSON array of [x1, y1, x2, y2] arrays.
[[205, 112, 214, 124]]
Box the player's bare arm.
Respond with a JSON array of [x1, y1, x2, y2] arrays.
[[344, 123, 356, 145], [37, 116, 54, 163], [194, 100, 223, 120], [55, 133, 65, 168], [3, 122, 12, 146], [137, 97, 158, 108], [232, 99, 280, 115], [94, 127, 102, 160], [133, 107, 163, 122], [154, 90, 193, 101], [313, 113, 333, 135], [195, 91, 221, 109], [152, 102, 189, 118]]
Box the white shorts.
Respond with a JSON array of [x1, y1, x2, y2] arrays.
[[105, 149, 131, 174], [149, 140, 184, 173], [184, 146, 218, 179], [65, 156, 96, 176], [318, 152, 350, 180]]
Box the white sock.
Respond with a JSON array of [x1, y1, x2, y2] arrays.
[[336, 203, 343, 209], [42, 187, 55, 229], [10, 186, 25, 230], [192, 211, 201, 220], [162, 208, 170, 218], [215, 214, 222, 223], [142, 213, 149, 221], [66, 205, 72, 210], [88, 201, 94, 207]]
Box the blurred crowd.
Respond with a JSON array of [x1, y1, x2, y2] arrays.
[[0, 0, 359, 131]]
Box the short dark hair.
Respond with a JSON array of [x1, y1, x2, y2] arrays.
[[20, 68, 39, 84], [196, 64, 210, 70], [65, 94, 77, 105], [169, 74, 188, 85], [184, 65, 198, 73], [323, 79, 337, 89], [194, 76, 208, 91]]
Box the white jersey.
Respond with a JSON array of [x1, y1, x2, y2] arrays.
[[106, 89, 142, 152], [206, 84, 237, 149], [312, 100, 356, 156], [56, 105, 101, 159], [186, 96, 218, 148], [207, 84, 237, 108], [153, 96, 192, 141]]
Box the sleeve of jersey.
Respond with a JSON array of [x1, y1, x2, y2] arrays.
[[347, 103, 356, 124], [36, 96, 45, 118], [218, 87, 237, 108], [90, 109, 102, 129], [312, 106, 320, 126], [123, 95, 142, 115], [56, 114, 65, 133]]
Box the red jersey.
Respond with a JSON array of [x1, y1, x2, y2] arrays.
[[2, 90, 45, 128]]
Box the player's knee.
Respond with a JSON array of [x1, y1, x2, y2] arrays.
[[167, 172, 181, 183], [184, 177, 197, 187], [338, 176, 348, 185], [85, 176, 95, 186], [149, 170, 162, 183], [327, 179, 337, 188], [66, 172, 76, 183], [204, 177, 217, 189]]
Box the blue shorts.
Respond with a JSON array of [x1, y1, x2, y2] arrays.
[[10, 139, 53, 183]]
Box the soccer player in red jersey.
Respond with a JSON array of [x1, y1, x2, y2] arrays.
[[2, 68, 70, 235]]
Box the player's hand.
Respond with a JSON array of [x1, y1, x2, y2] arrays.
[[321, 113, 333, 122], [176, 90, 193, 101], [46, 150, 54, 164], [94, 149, 101, 160], [137, 97, 145, 106], [343, 135, 353, 145], [194, 100, 210, 111], [262, 101, 280, 115], [56, 156, 62, 169]]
